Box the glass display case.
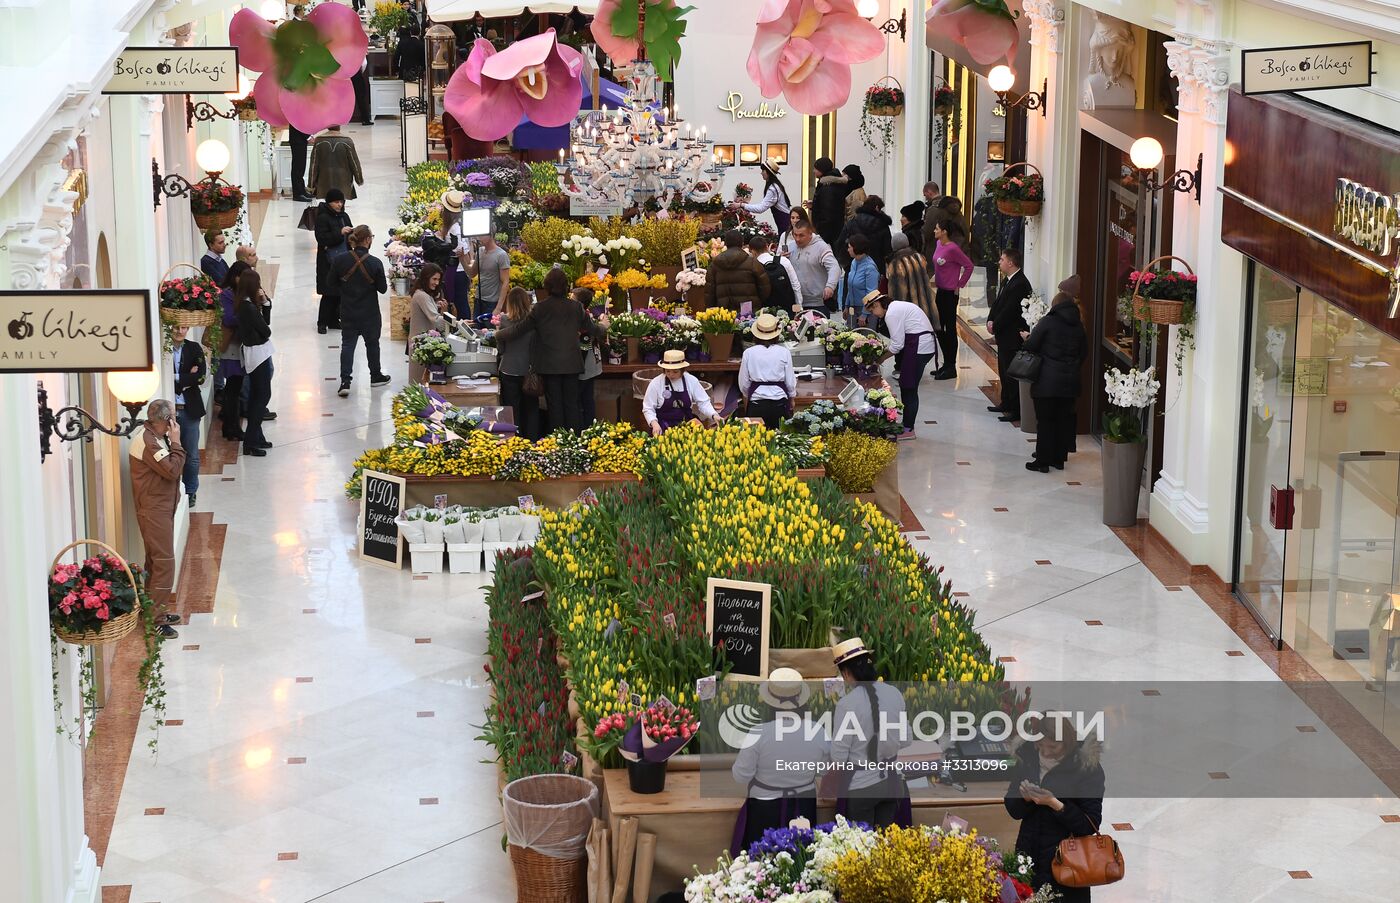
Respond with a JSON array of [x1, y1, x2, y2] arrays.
[[424, 24, 458, 153]]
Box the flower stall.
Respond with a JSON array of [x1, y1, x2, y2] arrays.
[[475, 424, 1017, 898]]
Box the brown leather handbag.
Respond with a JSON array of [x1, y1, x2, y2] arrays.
[[1051, 818, 1125, 887]]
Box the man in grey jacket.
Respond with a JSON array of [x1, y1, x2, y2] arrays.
[[784, 219, 841, 314], [331, 225, 390, 396]]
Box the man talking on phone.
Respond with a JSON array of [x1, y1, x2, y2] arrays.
[[128, 399, 189, 638]]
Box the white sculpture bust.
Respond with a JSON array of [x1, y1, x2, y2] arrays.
[[1082, 12, 1137, 110]]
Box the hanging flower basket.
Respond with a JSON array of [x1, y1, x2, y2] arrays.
[[231, 96, 259, 121], [933, 83, 956, 117], [49, 539, 142, 646], [189, 177, 245, 232], [865, 76, 905, 117], [158, 263, 221, 327], [1129, 256, 1196, 325], [987, 162, 1044, 217]]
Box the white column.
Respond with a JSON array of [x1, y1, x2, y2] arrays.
[[1149, 36, 1243, 579], [1023, 1, 1071, 293], [893, 0, 930, 207]]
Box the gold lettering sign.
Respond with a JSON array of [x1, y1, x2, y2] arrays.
[[718, 92, 788, 124], [1333, 178, 1400, 317]]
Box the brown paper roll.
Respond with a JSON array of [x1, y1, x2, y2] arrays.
[[610, 816, 638, 903], [632, 832, 657, 903], [586, 819, 606, 903]]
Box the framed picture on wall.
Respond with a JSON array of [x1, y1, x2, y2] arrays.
[[766, 143, 788, 165], [987, 140, 1005, 162], [740, 143, 762, 166], [712, 144, 735, 166]]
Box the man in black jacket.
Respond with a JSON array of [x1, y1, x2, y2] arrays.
[[170, 326, 206, 507], [810, 157, 848, 248], [331, 225, 390, 397], [986, 248, 1032, 422]]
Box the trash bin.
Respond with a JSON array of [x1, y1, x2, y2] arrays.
[[502, 773, 599, 903]]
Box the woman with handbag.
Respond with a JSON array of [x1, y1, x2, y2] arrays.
[[233, 270, 275, 458], [495, 286, 540, 440], [217, 261, 252, 442], [1021, 279, 1086, 472], [314, 188, 353, 334], [1003, 713, 1111, 901]]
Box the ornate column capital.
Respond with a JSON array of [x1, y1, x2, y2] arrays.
[[1165, 37, 1200, 114], [1025, 1, 1067, 53], [1189, 40, 1232, 125]]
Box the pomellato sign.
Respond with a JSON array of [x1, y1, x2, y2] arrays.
[[104, 46, 239, 94], [718, 92, 788, 124], [0, 291, 153, 373], [1241, 41, 1371, 95]]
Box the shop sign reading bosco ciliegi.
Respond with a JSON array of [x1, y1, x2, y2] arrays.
[[1333, 178, 1400, 315], [0, 291, 153, 373], [104, 47, 239, 94], [1240, 41, 1372, 95]]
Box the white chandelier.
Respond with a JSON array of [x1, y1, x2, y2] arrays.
[[555, 12, 724, 211]]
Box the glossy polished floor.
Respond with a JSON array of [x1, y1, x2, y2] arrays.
[[96, 125, 1400, 902]]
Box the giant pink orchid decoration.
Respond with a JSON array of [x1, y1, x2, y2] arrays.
[[444, 30, 583, 143], [746, 0, 884, 116], [229, 3, 368, 134], [926, 0, 1021, 68]]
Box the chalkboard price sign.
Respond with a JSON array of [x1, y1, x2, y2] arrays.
[[359, 471, 406, 568], [705, 577, 771, 679]]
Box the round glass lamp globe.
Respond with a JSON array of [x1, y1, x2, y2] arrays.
[[1130, 137, 1164, 171], [988, 65, 1016, 94], [106, 369, 160, 406], [856, 0, 880, 17], [224, 75, 250, 101], [195, 139, 230, 175], [259, 1, 285, 20]]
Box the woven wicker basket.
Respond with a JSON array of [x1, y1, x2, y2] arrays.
[[51, 539, 143, 647], [193, 207, 238, 231], [502, 774, 597, 903], [507, 845, 586, 902], [159, 263, 220, 326], [994, 162, 1044, 217], [867, 76, 905, 117], [237, 108, 259, 122], [1131, 255, 1194, 325]]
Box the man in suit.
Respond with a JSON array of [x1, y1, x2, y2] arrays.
[[170, 326, 206, 507], [986, 247, 1031, 422], [199, 230, 228, 285]]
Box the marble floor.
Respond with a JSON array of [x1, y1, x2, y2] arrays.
[[97, 124, 1400, 902]]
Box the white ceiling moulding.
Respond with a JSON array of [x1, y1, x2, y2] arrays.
[[1247, 0, 1400, 43], [426, 0, 600, 21]]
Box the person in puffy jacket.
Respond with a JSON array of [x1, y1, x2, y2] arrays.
[[842, 163, 867, 219], [705, 230, 771, 312], [836, 196, 893, 273], [314, 189, 352, 333], [809, 157, 849, 247], [1023, 277, 1087, 472]]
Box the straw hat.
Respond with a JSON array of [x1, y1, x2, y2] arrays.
[[861, 289, 888, 308], [751, 313, 782, 341], [658, 349, 689, 371], [760, 160, 780, 178], [440, 189, 465, 213], [758, 667, 811, 711], [832, 636, 870, 666]]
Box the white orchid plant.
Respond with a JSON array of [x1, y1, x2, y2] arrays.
[[1102, 366, 1161, 443]]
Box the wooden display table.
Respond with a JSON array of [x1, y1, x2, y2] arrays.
[[431, 378, 501, 407], [601, 768, 1017, 902]]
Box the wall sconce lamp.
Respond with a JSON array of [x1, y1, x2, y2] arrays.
[[1129, 137, 1203, 203], [151, 139, 230, 209], [856, 0, 907, 42], [37, 369, 159, 461], [185, 77, 253, 130], [988, 65, 1047, 117]]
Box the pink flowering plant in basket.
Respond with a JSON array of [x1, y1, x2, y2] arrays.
[[49, 555, 137, 632]]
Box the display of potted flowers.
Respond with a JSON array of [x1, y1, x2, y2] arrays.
[[188, 179, 245, 231], [696, 306, 738, 361], [667, 315, 702, 355], [385, 240, 423, 295], [675, 267, 707, 310], [410, 330, 455, 381], [847, 332, 887, 377], [1102, 366, 1161, 526], [608, 309, 663, 362], [615, 267, 668, 309], [985, 162, 1044, 217]]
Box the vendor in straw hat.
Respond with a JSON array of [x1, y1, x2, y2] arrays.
[[730, 667, 827, 853], [830, 637, 912, 829], [738, 313, 796, 429], [641, 349, 720, 436], [733, 160, 794, 240]]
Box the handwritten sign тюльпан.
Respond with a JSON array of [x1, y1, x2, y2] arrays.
[[359, 471, 406, 568], [706, 577, 771, 679]]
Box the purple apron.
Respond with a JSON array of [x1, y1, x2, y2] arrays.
[[832, 684, 913, 828], [744, 379, 793, 416], [772, 206, 792, 242], [897, 330, 934, 390], [656, 377, 696, 431], [729, 779, 814, 856]]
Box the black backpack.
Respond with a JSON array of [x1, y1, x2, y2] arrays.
[[762, 257, 796, 310]]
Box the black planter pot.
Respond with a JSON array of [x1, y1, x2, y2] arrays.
[[627, 758, 668, 794]]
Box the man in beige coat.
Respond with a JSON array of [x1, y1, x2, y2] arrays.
[[130, 399, 186, 638], [308, 126, 365, 200]]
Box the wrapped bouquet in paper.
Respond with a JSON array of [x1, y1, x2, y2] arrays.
[[619, 699, 699, 764], [396, 507, 428, 544], [440, 510, 467, 544], [495, 506, 525, 544], [461, 509, 487, 545], [420, 508, 446, 544], [482, 512, 502, 544]]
